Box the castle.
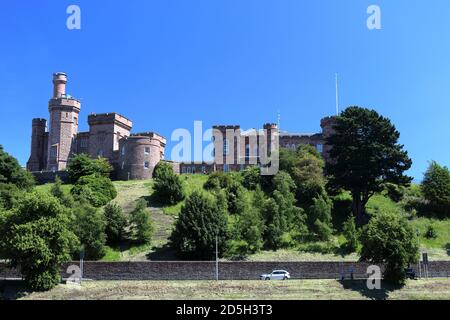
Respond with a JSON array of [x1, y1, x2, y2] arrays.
[[27, 73, 335, 180], [27, 73, 167, 180]]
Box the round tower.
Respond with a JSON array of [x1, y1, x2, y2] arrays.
[[53, 72, 67, 98]]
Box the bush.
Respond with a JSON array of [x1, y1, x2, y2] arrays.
[[241, 166, 261, 190], [152, 161, 174, 180], [342, 215, 359, 252], [425, 224, 438, 239], [0, 145, 35, 190], [225, 181, 246, 215], [360, 211, 419, 285], [50, 177, 74, 208], [67, 154, 113, 183], [153, 165, 184, 205], [71, 174, 117, 207], [421, 161, 450, 216], [0, 183, 22, 210], [204, 172, 236, 191], [171, 191, 228, 259], [104, 202, 128, 244], [0, 192, 78, 291], [129, 199, 154, 244], [71, 202, 107, 260], [384, 183, 405, 202], [307, 195, 334, 241]]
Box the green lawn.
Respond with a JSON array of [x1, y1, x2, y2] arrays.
[[13, 279, 450, 300]]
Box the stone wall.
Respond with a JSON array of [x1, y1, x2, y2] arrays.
[[31, 170, 70, 184], [2, 261, 449, 281]]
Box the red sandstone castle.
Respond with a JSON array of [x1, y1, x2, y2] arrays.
[[27, 73, 166, 180], [27, 73, 335, 180]]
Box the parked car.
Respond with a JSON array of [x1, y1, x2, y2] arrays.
[[260, 270, 290, 280]]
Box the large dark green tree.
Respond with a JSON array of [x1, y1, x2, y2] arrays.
[[171, 191, 228, 259], [421, 161, 450, 216], [0, 145, 35, 190], [360, 211, 419, 285], [67, 154, 112, 183], [326, 107, 412, 225], [0, 193, 78, 291], [153, 163, 185, 205]]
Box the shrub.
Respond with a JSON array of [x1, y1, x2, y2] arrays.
[[421, 161, 450, 216], [0, 183, 22, 210], [152, 161, 173, 180], [241, 166, 261, 190], [171, 191, 228, 259], [204, 172, 235, 190], [67, 154, 113, 183], [384, 183, 405, 202], [425, 224, 438, 239], [307, 195, 334, 241], [225, 181, 246, 215], [0, 192, 78, 291], [129, 199, 154, 244], [103, 202, 128, 244], [71, 202, 107, 260], [50, 177, 74, 208], [360, 211, 419, 285], [71, 174, 117, 207], [342, 215, 359, 252], [153, 165, 184, 205]]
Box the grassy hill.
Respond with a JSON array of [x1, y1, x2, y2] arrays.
[[35, 176, 450, 262]]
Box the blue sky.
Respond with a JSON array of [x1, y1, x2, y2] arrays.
[[0, 0, 449, 181]]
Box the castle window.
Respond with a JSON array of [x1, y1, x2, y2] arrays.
[[202, 166, 206, 173], [223, 139, 229, 156], [145, 147, 150, 155], [144, 161, 150, 169], [50, 145, 57, 159], [74, 117, 78, 125], [245, 144, 250, 160], [187, 167, 191, 174], [121, 146, 126, 156], [182, 167, 187, 174], [224, 164, 229, 172]]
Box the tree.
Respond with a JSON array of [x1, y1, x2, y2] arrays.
[[129, 199, 154, 244], [421, 161, 450, 215], [0, 145, 35, 190], [71, 174, 117, 207], [103, 202, 128, 244], [225, 180, 246, 215], [0, 193, 78, 291], [71, 202, 107, 260], [67, 154, 113, 183], [50, 176, 74, 208], [241, 166, 261, 190], [0, 183, 22, 210], [307, 195, 333, 241], [204, 172, 235, 191], [342, 215, 359, 252], [280, 145, 327, 208], [360, 211, 419, 285], [327, 107, 412, 225], [153, 164, 185, 205], [152, 161, 173, 180], [171, 191, 228, 259]]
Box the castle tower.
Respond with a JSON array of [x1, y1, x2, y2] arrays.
[[320, 116, 338, 163], [46, 72, 81, 171], [263, 123, 278, 156], [26, 118, 48, 171]]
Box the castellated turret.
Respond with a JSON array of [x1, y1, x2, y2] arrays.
[[26, 118, 48, 171], [46, 72, 81, 171]]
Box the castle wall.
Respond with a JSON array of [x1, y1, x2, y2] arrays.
[[26, 118, 47, 171]]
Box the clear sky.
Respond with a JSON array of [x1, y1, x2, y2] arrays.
[[1, 0, 449, 181]]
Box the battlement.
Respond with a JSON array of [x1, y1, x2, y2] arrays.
[[88, 112, 132, 130], [32, 118, 47, 126]]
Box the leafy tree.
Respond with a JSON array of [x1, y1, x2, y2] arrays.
[[421, 161, 450, 215], [342, 215, 359, 252], [50, 176, 74, 208], [360, 211, 419, 285], [71, 202, 107, 260], [129, 199, 154, 244], [280, 145, 327, 208], [225, 180, 246, 215], [67, 154, 112, 183], [0, 192, 78, 291], [307, 195, 333, 241], [384, 182, 405, 203], [327, 107, 412, 225], [0, 183, 22, 210], [152, 161, 173, 180], [153, 164, 184, 205], [103, 202, 128, 244], [241, 166, 261, 190], [71, 174, 117, 207], [0, 145, 35, 190], [171, 191, 228, 259], [204, 172, 240, 191], [425, 223, 438, 239]]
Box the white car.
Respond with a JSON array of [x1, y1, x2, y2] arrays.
[[260, 270, 290, 280]]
